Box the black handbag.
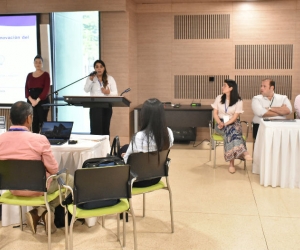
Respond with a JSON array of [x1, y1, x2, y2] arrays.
[[82, 136, 124, 168]]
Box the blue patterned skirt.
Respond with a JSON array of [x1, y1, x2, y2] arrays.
[[215, 120, 247, 162]]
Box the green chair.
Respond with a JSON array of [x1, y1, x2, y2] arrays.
[[127, 150, 174, 233], [0, 160, 64, 250], [58, 165, 137, 250], [209, 119, 249, 169]]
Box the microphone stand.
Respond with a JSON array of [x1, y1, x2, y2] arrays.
[[45, 73, 91, 121]]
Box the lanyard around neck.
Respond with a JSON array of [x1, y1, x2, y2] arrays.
[[269, 95, 274, 108], [98, 79, 103, 88], [224, 100, 229, 113], [9, 128, 28, 132]]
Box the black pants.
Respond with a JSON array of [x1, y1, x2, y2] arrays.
[[89, 107, 112, 136], [32, 103, 49, 133], [252, 123, 260, 140]]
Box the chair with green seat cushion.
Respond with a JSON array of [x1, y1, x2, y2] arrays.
[[209, 119, 249, 169], [58, 165, 137, 250], [0, 160, 63, 250], [127, 149, 174, 233]]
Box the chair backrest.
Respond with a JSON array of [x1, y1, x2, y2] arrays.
[[73, 164, 131, 205], [127, 150, 170, 182], [0, 160, 46, 192], [0, 116, 6, 133]]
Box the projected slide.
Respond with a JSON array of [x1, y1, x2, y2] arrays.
[[0, 15, 38, 104]]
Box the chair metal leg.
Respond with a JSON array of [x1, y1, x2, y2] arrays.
[[44, 194, 52, 250], [19, 206, 23, 231], [166, 178, 174, 233], [213, 142, 217, 168], [122, 212, 126, 247], [64, 206, 69, 250], [69, 217, 75, 250], [129, 200, 137, 250], [102, 216, 105, 227], [209, 139, 212, 161], [142, 194, 146, 217], [47, 208, 51, 250], [117, 213, 120, 241]]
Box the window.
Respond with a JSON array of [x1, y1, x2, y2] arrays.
[[51, 11, 99, 132]]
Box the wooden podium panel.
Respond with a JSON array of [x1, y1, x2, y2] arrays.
[[63, 96, 131, 108]]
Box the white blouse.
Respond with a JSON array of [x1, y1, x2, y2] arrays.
[[123, 127, 174, 163], [84, 75, 118, 96], [211, 95, 244, 119]]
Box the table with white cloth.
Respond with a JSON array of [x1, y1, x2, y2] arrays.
[[51, 134, 110, 175], [1, 134, 110, 227], [252, 119, 300, 188]]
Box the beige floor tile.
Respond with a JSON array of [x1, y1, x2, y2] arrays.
[[261, 216, 300, 250], [129, 210, 267, 250]]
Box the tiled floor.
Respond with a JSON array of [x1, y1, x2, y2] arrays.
[[1, 142, 300, 249]]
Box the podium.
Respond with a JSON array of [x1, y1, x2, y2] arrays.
[[63, 96, 131, 108]]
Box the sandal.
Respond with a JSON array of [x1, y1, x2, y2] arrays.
[[229, 166, 236, 174]]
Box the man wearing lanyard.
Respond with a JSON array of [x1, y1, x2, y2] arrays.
[[0, 101, 73, 235], [251, 78, 292, 139]]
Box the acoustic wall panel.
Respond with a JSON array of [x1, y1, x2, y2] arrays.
[[174, 14, 230, 39], [235, 44, 293, 69], [174, 75, 229, 99], [174, 75, 292, 100], [235, 75, 292, 100]]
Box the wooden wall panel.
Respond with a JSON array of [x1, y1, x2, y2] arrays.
[[232, 1, 296, 11], [172, 42, 233, 76], [0, 0, 6, 13], [101, 12, 130, 139], [232, 10, 296, 42], [138, 13, 172, 44], [137, 12, 172, 104], [172, 3, 232, 12], [127, 0, 138, 138], [137, 43, 172, 103], [293, 8, 300, 105], [1, 0, 126, 14]]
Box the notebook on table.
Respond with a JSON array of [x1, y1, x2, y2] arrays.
[[40, 121, 74, 145]]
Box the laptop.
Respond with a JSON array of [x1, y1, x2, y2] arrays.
[[263, 118, 296, 122], [40, 121, 74, 145]]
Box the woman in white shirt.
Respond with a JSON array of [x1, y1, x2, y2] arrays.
[[84, 60, 118, 136], [211, 79, 252, 174], [123, 98, 174, 187]]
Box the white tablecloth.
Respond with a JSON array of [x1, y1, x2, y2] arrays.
[[51, 134, 110, 175], [2, 134, 110, 226], [252, 119, 300, 188]]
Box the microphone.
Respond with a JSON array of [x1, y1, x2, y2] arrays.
[[89, 71, 97, 76], [120, 88, 131, 96]]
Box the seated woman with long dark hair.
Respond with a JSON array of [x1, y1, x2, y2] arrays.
[[122, 98, 174, 187], [211, 79, 252, 174]]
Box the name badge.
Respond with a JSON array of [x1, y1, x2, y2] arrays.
[[223, 115, 230, 123]]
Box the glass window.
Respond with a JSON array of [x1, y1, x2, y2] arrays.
[[51, 11, 99, 133]]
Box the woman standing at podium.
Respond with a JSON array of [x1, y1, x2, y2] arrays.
[[25, 55, 50, 133], [84, 59, 118, 136]]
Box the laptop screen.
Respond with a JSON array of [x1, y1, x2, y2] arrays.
[[40, 121, 73, 139]]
